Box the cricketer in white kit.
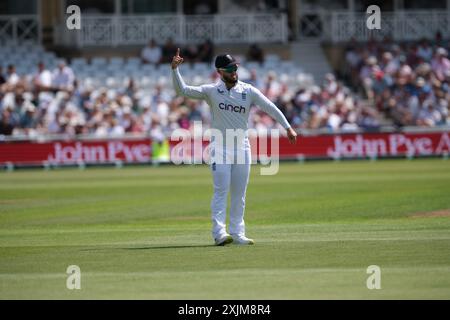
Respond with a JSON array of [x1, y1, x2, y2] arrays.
[[171, 49, 297, 246]]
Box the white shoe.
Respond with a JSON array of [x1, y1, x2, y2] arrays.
[[232, 235, 254, 245], [214, 234, 233, 246]]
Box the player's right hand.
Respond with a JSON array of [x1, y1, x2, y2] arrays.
[[171, 48, 184, 69]]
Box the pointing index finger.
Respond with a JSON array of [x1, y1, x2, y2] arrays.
[[176, 48, 180, 57]]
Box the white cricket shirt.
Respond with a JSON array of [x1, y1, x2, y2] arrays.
[[172, 67, 290, 149]]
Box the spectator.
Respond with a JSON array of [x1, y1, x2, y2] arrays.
[[197, 39, 214, 63], [246, 69, 263, 90], [397, 55, 413, 84], [358, 106, 380, 131], [380, 51, 398, 76], [109, 117, 125, 136], [123, 78, 137, 97], [417, 39, 433, 62], [6, 64, 20, 87], [52, 60, 75, 92], [183, 44, 199, 63], [262, 71, 281, 101], [416, 104, 442, 127], [0, 66, 6, 86], [161, 38, 178, 64], [5, 38, 450, 139], [435, 30, 444, 47], [141, 39, 162, 65], [187, 100, 203, 122], [247, 43, 264, 64], [431, 48, 450, 82], [359, 56, 380, 99], [120, 105, 134, 133], [0, 108, 14, 135], [406, 43, 420, 66], [33, 62, 53, 93], [19, 101, 38, 130], [345, 45, 362, 78]]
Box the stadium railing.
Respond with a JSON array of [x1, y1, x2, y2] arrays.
[[0, 15, 41, 45], [301, 10, 450, 42], [53, 13, 288, 47]]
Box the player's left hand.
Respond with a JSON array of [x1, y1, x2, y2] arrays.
[[287, 127, 297, 145]]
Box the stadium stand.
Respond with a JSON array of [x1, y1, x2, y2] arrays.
[[0, 41, 364, 138], [1, 0, 448, 141], [343, 37, 450, 128]]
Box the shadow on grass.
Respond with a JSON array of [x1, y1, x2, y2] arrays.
[[122, 244, 217, 250], [79, 244, 220, 251]]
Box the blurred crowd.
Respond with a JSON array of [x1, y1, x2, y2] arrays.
[[248, 71, 380, 132], [4, 36, 450, 139], [344, 35, 450, 127], [141, 38, 214, 65], [0, 57, 380, 139]]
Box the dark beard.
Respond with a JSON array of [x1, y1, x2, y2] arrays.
[[224, 74, 238, 85]]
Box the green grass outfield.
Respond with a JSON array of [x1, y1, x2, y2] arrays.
[[0, 159, 449, 299]]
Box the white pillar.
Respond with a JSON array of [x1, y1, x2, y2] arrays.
[[217, 0, 225, 14], [115, 0, 121, 15], [127, 0, 133, 14], [288, 0, 298, 40], [37, 0, 42, 44], [348, 0, 354, 12], [177, 0, 183, 14], [394, 0, 404, 11], [447, 0, 450, 38]]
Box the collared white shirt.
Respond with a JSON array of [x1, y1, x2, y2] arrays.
[[141, 46, 162, 64], [172, 67, 290, 142], [52, 66, 75, 89], [35, 70, 52, 87], [7, 73, 20, 86]]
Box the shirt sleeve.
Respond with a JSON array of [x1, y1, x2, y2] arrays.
[[172, 67, 208, 100], [250, 86, 291, 129]]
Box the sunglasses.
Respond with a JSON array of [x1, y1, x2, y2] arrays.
[[219, 65, 238, 73]]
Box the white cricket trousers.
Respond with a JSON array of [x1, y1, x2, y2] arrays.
[[210, 147, 251, 240]]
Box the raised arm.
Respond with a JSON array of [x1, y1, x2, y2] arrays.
[[251, 86, 297, 144], [171, 48, 207, 100]]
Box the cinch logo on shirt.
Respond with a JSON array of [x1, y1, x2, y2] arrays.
[[218, 102, 245, 113]]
